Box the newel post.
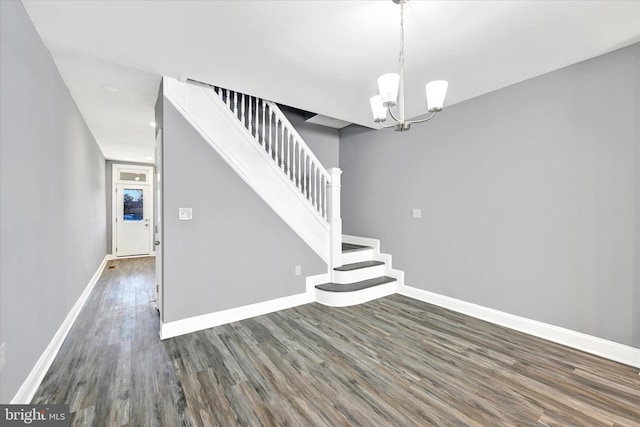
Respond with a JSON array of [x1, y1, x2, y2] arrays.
[[328, 167, 343, 274]]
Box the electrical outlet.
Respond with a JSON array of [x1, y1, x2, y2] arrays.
[[412, 208, 422, 218], [0, 343, 6, 372], [179, 207, 193, 220], [295, 265, 302, 276]]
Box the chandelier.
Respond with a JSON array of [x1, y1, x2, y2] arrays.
[[370, 0, 448, 132]]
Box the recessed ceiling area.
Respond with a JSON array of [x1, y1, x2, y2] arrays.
[[305, 115, 352, 130], [21, 0, 640, 163]]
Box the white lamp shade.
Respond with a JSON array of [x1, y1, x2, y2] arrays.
[[426, 80, 448, 112], [377, 73, 400, 107], [370, 95, 387, 122]]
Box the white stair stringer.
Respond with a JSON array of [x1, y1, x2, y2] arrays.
[[164, 77, 330, 263], [310, 234, 405, 307]]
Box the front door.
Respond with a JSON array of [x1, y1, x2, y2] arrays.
[[116, 184, 151, 257]]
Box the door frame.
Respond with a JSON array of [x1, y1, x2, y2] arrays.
[[154, 129, 163, 319], [112, 163, 155, 258]]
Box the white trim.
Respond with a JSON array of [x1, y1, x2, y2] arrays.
[[160, 292, 314, 340], [398, 284, 640, 369], [107, 253, 155, 261], [11, 256, 109, 404]]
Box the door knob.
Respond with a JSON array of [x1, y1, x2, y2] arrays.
[[155, 241, 161, 246]]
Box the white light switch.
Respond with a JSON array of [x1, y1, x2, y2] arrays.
[[412, 208, 422, 218], [179, 208, 193, 220], [295, 265, 302, 276]]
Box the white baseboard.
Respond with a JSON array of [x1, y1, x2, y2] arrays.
[[107, 253, 155, 260], [398, 284, 640, 369], [11, 256, 110, 404], [160, 291, 314, 340]]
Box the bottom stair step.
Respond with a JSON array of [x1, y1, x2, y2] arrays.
[[315, 276, 396, 293]]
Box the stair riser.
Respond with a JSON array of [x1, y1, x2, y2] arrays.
[[315, 281, 397, 307], [341, 249, 375, 265], [333, 264, 387, 284]]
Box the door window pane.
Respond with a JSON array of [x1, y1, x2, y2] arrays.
[[120, 171, 147, 182], [123, 189, 144, 221]]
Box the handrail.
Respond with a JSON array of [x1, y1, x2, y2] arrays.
[[167, 77, 343, 269], [265, 100, 330, 182], [209, 85, 332, 223]]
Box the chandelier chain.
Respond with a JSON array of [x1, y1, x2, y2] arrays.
[[399, 1, 405, 68]]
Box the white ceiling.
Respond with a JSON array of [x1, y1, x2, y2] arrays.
[[21, 0, 640, 163]]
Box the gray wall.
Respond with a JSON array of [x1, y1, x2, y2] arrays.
[[105, 160, 153, 255], [340, 43, 640, 348], [160, 98, 326, 323], [280, 108, 340, 169], [0, 0, 107, 402]]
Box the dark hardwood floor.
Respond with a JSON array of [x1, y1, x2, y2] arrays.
[[33, 257, 640, 426]]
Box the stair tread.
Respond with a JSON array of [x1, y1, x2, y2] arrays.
[[342, 243, 373, 253], [315, 276, 396, 293], [334, 260, 385, 271]]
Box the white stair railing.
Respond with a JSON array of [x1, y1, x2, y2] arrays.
[[212, 86, 332, 223], [173, 79, 342, 270]]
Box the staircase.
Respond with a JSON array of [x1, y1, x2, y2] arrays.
[[312, 235, 404, 307], [164, 77, 403, 307], [164, 77, 342, 266]]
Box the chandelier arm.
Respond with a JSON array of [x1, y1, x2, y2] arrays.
[[387, 106, 401, 124], [406, 111, 438, 125], [378, 122, 397, 129]]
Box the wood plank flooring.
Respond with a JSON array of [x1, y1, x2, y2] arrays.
[[33, 257, 640, 426]]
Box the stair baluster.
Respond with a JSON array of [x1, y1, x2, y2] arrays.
[[166, 78, 343, 268], [288, 133, 293, 180], [274, 119, 279, 164], [240, 94, 245, 127], [268, 109, 273, 156], [297, 142, 302, 190], [315, 165, 319, 209], [280, 121, 287, 174], [261, 100, 266, 148], [248, 96, 253, 136]]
